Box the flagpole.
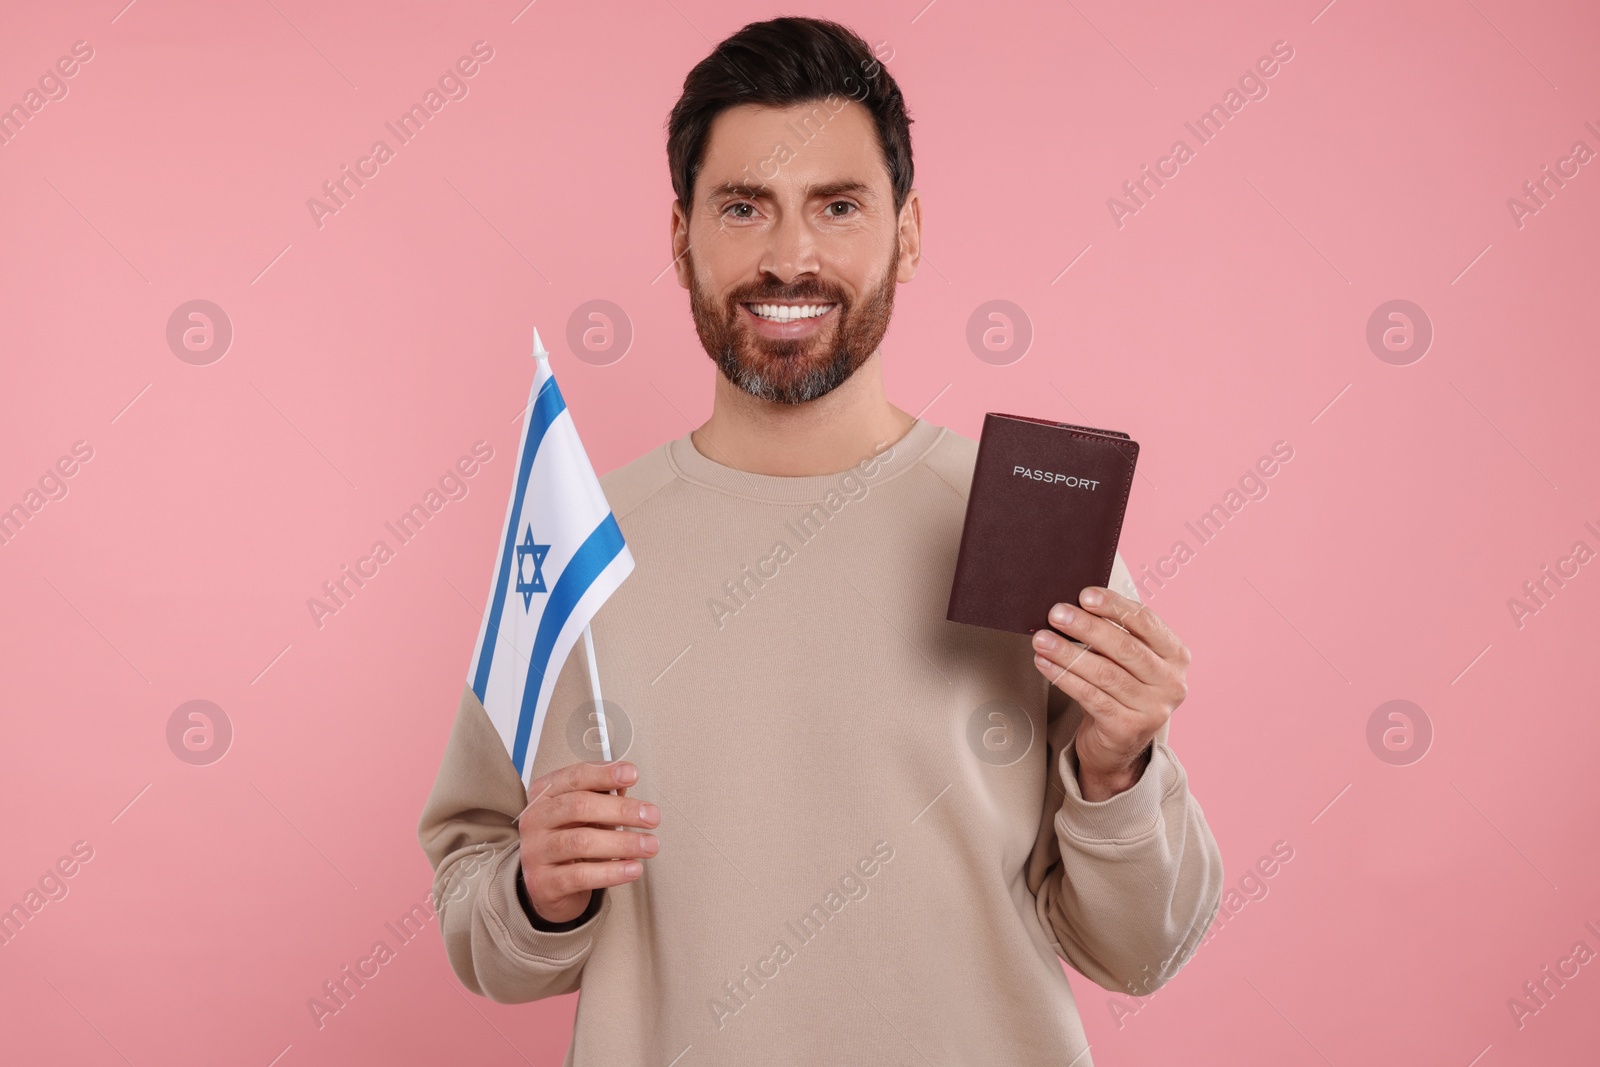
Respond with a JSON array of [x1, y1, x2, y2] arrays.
[[533, 326, 622, 828], [582, 623, 614, 763]]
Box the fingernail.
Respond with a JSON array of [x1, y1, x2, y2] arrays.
[[640, 803, 660, 824], [1034, 630, 1059, 651], [622, 862, 643, 877], [1050, 605, 1074, 626], [641, 835, 659, 854], [1080, 588, 1104, 607], [615, 763, 638, 784]]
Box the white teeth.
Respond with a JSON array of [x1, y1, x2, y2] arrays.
[[747, 303, 833, 322]]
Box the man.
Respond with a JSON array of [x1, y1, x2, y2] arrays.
[[419, 16, 1222, 1065]]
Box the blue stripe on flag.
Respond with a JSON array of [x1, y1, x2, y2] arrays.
[[472, 375, 567, 703], [510, 512, 628, 773]]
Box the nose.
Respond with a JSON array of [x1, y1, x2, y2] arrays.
[[759, 208, 821, 285]]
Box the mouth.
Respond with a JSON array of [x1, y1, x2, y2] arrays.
[[739, 301, 838, 340]]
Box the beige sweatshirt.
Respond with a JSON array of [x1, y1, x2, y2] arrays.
[[418, 418, 1223, 1066]]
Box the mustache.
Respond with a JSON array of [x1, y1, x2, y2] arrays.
[[729, 283, 844, 306]]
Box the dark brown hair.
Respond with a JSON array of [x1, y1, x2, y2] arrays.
[[666, 17, 914, 217]]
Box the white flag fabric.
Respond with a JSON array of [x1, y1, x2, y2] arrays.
[[467, 330, 634, 784]]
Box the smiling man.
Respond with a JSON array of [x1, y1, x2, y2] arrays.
[[420, 17, 1222, 1065]]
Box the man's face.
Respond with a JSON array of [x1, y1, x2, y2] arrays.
[[672, 99, 919, 405]]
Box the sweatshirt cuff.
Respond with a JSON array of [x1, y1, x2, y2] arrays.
[[1056, 740, 1181, 842], [485, 847, 607, 959]]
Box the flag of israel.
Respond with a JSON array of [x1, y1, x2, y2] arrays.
[[468, 329, 634, 784]]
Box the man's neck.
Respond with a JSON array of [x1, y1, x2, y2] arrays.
[[690, 350, 917, 477]]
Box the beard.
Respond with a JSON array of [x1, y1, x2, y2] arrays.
[[687, 238, 899, 406]]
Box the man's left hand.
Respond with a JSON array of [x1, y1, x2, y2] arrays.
[[1031, 586, 1191, 802]]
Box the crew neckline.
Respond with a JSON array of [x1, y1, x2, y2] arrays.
[[665, 418, 946, 504]]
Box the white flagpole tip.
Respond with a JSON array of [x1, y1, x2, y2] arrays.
[[532, 327, 550, 362]]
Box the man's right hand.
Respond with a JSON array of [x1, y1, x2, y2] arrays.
[[517, 760, 661, 925]]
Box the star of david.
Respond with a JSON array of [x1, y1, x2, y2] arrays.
[[515, 524, 551, 610]]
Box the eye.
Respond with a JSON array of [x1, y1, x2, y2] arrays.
[[723, 202, 756, 218], [826, 201, 858, 217]]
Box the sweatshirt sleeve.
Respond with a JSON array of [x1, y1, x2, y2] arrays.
[[1024, 553, 1224, 997], [417, 655, 610, 1003]]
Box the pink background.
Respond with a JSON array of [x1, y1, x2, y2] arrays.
[[3, 1, 1597, 1064]]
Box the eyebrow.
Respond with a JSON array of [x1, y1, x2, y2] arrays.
[[704, 179, 878, 206]]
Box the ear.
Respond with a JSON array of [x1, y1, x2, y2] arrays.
[[670, 199, 692, 290], [895, 189, 921, 283]]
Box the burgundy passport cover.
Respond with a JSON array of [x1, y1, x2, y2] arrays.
[[946, 413, 1139, 635]]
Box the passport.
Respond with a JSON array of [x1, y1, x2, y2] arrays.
[[946, 413, 1140, 635]]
